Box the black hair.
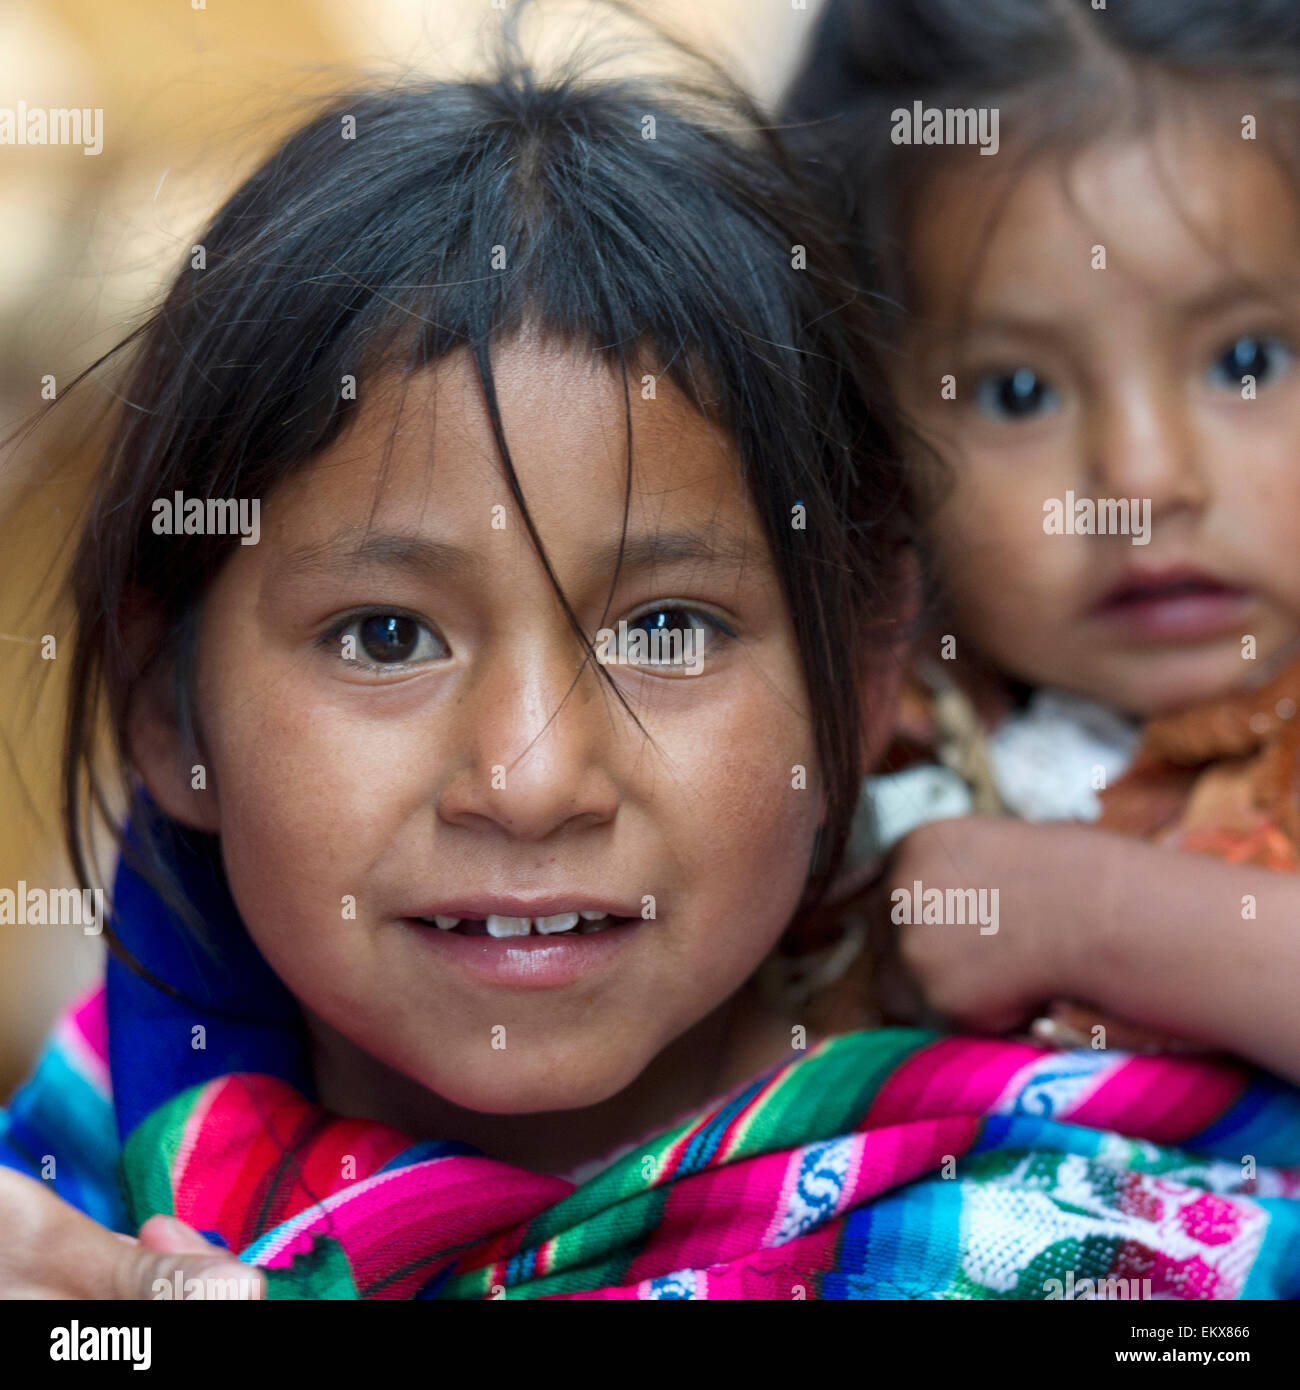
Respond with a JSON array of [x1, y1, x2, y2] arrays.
[[781, 0, 1300, 306], [57, 4, 914, 975]]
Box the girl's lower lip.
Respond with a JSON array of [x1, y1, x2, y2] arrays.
[[403, 916, 646, 989], [1090, 586, 1251, 642]]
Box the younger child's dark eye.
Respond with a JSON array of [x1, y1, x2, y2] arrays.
[[973, 367, 1060, 421], [1207, 334, 1293, 389]]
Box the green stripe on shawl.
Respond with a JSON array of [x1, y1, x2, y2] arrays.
[[442, 1030, 934, 1297], [263, 1237, 359, 1300], [118, 1082, 212, 1225], [733, 1028, 929, 1153], [443, 1187, 673, 1298]]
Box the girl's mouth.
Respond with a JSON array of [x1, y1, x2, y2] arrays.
[[413, 911, 636, 937], [404, 910, 649, 989]]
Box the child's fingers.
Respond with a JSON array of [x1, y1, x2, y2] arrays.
[[0, 1166, 262, 1299], [128, 1215, 265, 1298], [136, 1213, 223, 1255], [112, 1242, 265, 1301]]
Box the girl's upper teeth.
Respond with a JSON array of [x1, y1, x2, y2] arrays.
[[486, 914, 531, 937], [429, 911, 612, 936], [534, 912, 581, 934]]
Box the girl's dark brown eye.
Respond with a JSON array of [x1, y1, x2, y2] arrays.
[[359, 614, 420, 662], [325, 611, 447, 668]]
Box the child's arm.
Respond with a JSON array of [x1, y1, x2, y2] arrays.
[[887, 817, 1300, 1086]]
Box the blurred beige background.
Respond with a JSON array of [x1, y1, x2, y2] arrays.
[[0, 0, 825, 1094]]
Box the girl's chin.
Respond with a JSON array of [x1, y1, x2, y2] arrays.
[[425, 1082, 633, 1120], [408, 1053, 651, 1118]]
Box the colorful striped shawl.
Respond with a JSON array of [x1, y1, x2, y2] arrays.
[[4, 808, 1300, 1299], [118, 1026, 1300, 1300], [8, 987, 1300, 1298]]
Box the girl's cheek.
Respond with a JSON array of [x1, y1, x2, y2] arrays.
[[689, 726, 820, 895], [205, 677, 405, 895]]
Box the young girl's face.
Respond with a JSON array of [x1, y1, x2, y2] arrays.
[[158, 340, 823, 1115], [900, 109, 1300, 715]]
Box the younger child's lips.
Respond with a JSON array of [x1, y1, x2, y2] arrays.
[[1088, 570, 1251, 640], [1093, 563, 1239, 605]]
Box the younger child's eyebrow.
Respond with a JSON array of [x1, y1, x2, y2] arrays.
[[940, 315, 1068, 347], [906, 307, 1068, 360], [1170, 274, 1300, 323], [963, 274, 1300, 334]]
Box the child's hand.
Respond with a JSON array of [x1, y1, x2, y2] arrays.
[[0, 1166, 263, 1299], [885, 817, 1092, 1033], [1031, 998, 1210, 1055], [885, 817, 1300, 1085]]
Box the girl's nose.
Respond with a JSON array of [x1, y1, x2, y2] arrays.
[[434, 638, 620, 843], [1086, 379, 1210, 518]]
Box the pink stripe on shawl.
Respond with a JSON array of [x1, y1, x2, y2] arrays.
[[254, 1157, 568, 1298], [1064, 1054, 1247, 1144], [866, 1036, 1046, 1126], [615, 1115, 977, 1287], [54, 984, 111, 1098]]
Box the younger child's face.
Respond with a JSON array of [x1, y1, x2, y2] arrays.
[[169, 341, 823, 1115], [900, 112, 1300, 714]]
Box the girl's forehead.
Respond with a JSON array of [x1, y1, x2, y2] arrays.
[[259, 341, 761, 559]]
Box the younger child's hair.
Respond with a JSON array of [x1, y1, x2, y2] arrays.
[[781, 0, 1300, 306], [57, 12, 914, 964]]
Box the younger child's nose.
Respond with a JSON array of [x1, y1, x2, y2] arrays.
[[1087, 383, 1210, 517]]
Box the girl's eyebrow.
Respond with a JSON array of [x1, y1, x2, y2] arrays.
[[274, 525, 759, 584], [576, 527, 759, 583], [275, 531, 472, 583]]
